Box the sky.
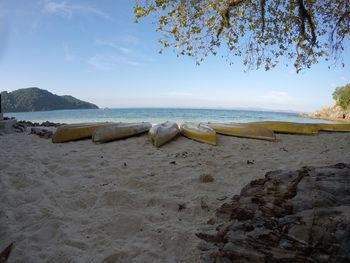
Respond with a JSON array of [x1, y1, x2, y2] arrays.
[[0, 0, 349, 112]]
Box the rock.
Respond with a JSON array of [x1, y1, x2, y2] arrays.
[[178, 203, 186, 211], [197, 163, 350, 262], [30, 127, 53, 139], [13, 123, 27, 133], [299, 105, 350, 121], [0, 119, 63, 134], [0, 242, 14, 263], [201, 196, 209, 210], [17, 120, 63, 127], [199, 174, 214, 183]]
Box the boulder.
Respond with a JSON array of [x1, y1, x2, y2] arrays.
[[198, 163, 350, 262], [30, 127, 53, 139]]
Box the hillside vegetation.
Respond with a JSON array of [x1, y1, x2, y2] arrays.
[[1, 87, 98, 113], [300, 83, 350, 121], [333, 83, 350, 110]]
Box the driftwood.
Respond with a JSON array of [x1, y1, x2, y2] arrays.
[[197, 163, 350, 262]]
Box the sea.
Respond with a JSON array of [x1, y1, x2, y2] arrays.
[[4, 108, 332, 124]]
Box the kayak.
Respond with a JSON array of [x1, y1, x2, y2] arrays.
[[52, 122, 107, 143], [180, 123, 216, 145], [93, 122, 152, 143], [246, 121, 319, 135], [149, 121, 180, 147], [316, 123, 350, 132], [206, 122, 276, 141]]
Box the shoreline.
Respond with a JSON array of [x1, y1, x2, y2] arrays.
[[3, 108, 330, 127], [297, 113, 350, 123], [297, 105, 350, 122]]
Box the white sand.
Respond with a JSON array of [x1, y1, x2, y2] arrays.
[[1, 131, 350, 262]]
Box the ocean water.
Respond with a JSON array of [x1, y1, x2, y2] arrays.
[[4, 108, 332, 124]]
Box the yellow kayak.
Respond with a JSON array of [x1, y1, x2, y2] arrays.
[[52, 122, 107, 143], [93, 122, 152, 143], [246, 121, 319, 135], [180, 123, 216, 145], [316, 123, 350, 132], [206, 122, 276, 141]]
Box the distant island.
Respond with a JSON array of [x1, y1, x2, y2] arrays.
[[1, 87, 98, 113]]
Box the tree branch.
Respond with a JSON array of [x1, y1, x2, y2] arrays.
[[260, 0, 266, 35], [331, 8, 350, 45], [297, 0, 316, 45], [217, 0, 246, 38]]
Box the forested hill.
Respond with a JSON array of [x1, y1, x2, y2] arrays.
[[0, 87, 98, 113]]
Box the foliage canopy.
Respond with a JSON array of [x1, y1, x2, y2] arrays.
[[333, 83, 350, 110], [134, 0, 350, 72]]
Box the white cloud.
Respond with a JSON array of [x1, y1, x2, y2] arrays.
[[163, 91, 195, 97], [88, 54, 117, 70], [63, 44, 74, 62], [119, 47, 131, 54], [260, 91, 293, 103], [42, 1, 110, 20], [95, 40, 132, 54], [119, 35, 139, 45], [287, 69, 296, 75], [88, 53, 144, 70], [90, 35, 154, 70], [95, 39, 118, 49]]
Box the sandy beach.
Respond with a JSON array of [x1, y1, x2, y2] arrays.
[[1, 131, 350, 262]]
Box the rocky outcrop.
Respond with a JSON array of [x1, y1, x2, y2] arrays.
[[299, 105, 350, 121], [11, 120, 63, 133], [17, 120, 63, 128], [2, 119, 63, 135], [197, 163, 350, 262]]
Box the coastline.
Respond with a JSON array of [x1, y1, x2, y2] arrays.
[[3, 108, 334, 125], [1, 126, 350, 262], [298, 105, 350, 122]]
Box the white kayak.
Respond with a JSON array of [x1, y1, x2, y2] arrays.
[[149, 121, 180, 147], [180, 123, 217, 145], [92, 122, 152, 143]]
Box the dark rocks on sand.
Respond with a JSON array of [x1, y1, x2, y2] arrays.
[[199, 174, 215, 183], [13, 123, 27, 133], [0, 242, 14, 263], [197, 163, 350, 262], [30, 127, 53, 139], [8, 120, 63, 133], [18, 120, 63, 127]]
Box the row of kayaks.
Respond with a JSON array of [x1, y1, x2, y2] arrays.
[[51, 121, 350, 146]]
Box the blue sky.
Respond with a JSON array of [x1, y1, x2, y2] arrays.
[[0, 0, 349, 112]]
